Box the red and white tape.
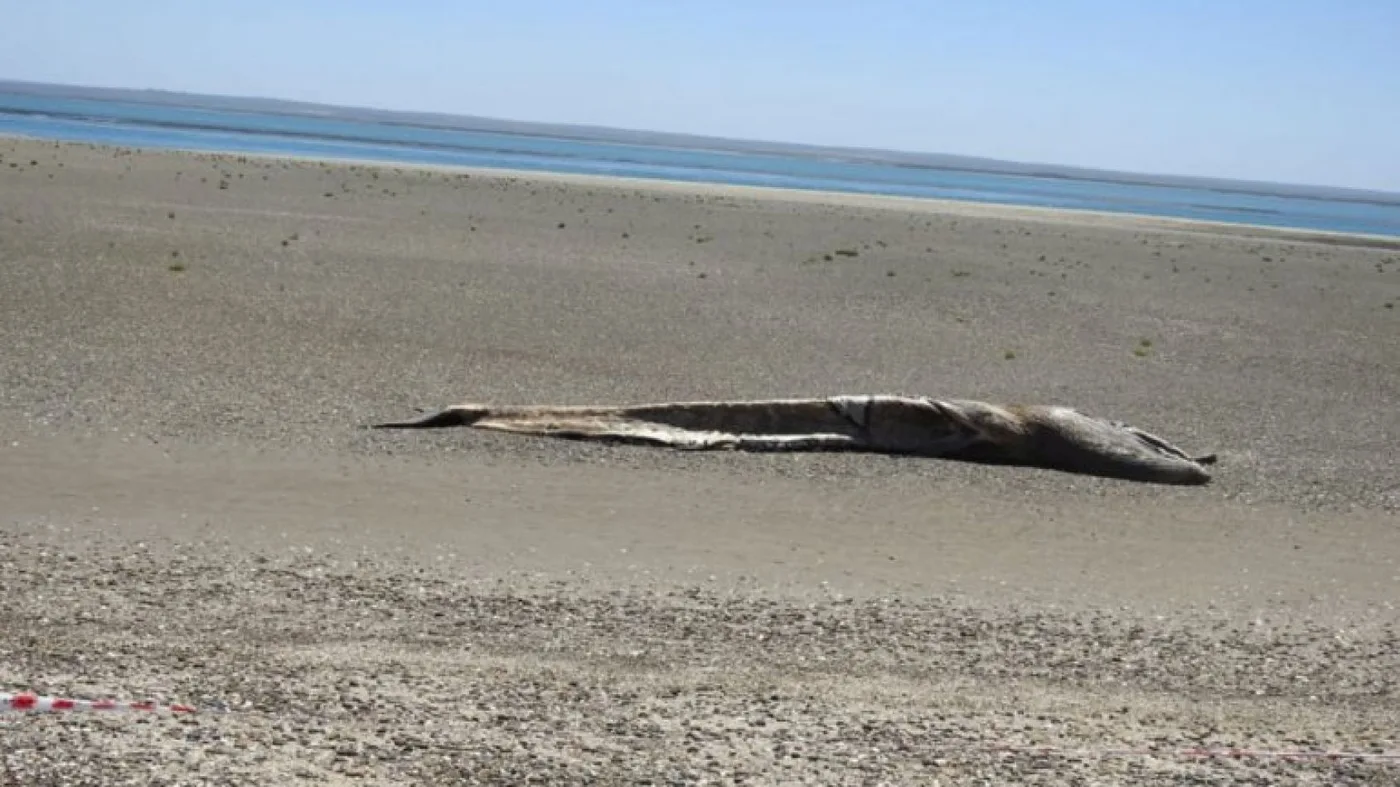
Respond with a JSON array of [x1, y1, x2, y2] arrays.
[[2, 691, 200, 715]]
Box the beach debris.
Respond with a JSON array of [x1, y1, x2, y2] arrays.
[[374, 395, 1218, 485], [1, 691, 204, 716]]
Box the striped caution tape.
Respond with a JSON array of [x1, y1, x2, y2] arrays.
[[2, 691, 202, 715]]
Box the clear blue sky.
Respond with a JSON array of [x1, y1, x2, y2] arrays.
[[3, 0, 1397, 191]]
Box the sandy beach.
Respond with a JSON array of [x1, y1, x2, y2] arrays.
[[2, 137, 1398, 784]]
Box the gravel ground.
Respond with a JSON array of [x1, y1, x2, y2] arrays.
[[3, 533, 1397, 786]]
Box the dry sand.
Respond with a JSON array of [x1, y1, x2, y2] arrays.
[[2, 137, 1398, 785]]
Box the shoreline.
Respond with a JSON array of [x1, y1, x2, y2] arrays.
[[7, 132, 1400, 250]]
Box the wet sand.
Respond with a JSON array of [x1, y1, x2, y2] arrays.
[[2, 137, 1398, 785]]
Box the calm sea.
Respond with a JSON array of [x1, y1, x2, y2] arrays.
[[3, 92, 1398, 238]]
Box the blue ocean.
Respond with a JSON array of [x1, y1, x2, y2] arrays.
[[3, 91, 1398, 238]]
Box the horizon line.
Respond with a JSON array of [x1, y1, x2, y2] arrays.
[[3, 77, 1399, 202]]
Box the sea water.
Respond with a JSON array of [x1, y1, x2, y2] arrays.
[[2, 91, 1397, 238]]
